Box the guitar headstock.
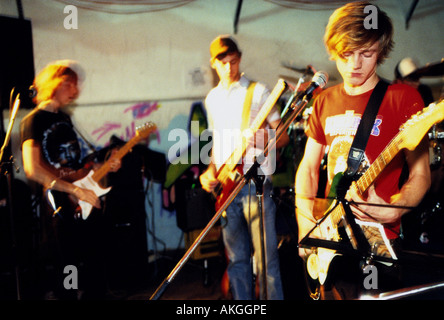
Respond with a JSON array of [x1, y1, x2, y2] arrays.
[[136, 121, 157, 139], [400, 100, 444, 150]]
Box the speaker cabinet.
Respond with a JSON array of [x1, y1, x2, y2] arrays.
[[184, 225, 222, 260], [0, 16, 35, 112]]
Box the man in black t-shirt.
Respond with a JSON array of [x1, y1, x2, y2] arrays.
[[21, 109, 82, 170], [20, 60, 121, 300]]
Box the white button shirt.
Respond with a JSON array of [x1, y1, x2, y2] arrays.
[[204, 75, 280, 176]]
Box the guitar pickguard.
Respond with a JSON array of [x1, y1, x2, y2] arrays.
[[73, 170, 112, 220]]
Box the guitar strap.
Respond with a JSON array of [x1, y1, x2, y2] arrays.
[[241, 81, 257, 131], [72, 125, 97, 153], [334, 80, 390, 256], [345, 79, 389, 178]]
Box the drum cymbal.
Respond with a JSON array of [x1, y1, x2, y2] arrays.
[[281, 63, 315, 75], [281, 63, 337, 82], [409, 59, 444, 78]]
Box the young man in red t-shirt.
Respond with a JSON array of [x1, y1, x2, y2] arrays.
[[295, 1, 431, 299]]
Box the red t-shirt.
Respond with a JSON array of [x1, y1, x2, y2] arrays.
[[306, 82, 425, 238]]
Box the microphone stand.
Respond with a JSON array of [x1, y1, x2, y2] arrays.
[[245, 158, 267, 300], [280, 65, 314, 120], [149, 81, 313, 301], [0, 92, 22, 300], [149, 171, 248, 300]]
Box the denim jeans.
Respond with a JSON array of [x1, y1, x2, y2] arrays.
[[221, 179, 284, 300]]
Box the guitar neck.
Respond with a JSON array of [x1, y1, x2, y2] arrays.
[[91, 134, 142, 182], [250, 79, 287, 132], [217, 79, 287, 173], [329, 100, 444, 223], [354, 133, 403, 194]]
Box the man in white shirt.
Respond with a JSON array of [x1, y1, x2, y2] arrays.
[[200, 35, 288, 299]]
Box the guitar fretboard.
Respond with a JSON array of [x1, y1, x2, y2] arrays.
[[355, 133, 403, 194], [91, 134, 142, 182], [91, 123, 156, 183], [354, 101, 444, 194]]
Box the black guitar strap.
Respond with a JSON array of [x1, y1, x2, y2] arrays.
[[345, 79, 389, 178]]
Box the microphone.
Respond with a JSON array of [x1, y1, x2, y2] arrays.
[[281, 71, 328, 117], [301, 71, 328, 100]]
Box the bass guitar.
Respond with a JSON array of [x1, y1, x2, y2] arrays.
[[47, 121, 157, 220], [305, 100, 444, 286]]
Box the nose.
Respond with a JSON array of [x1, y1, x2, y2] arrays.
[[350, 53, 362, 69], [72, 85, 80, 98]]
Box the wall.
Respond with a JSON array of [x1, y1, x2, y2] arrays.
[[2, 0, 444, 251]]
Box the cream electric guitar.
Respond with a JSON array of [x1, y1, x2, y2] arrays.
[[306, 100, 444, 285], [48, 122, 157, 220]]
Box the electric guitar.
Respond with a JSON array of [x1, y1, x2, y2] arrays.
[[211, 79, 288, 210], [305, 100, 444, 285], [47, 122, 157, 220]]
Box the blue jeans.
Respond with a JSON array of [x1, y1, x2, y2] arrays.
[[221, 179, 284, 300]]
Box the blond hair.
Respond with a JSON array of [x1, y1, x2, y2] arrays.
[[324, 1, 394, 64], [33, 60, 84, 104]]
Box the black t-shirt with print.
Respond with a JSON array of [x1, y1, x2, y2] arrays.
[[20, 109, 82, 171]]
